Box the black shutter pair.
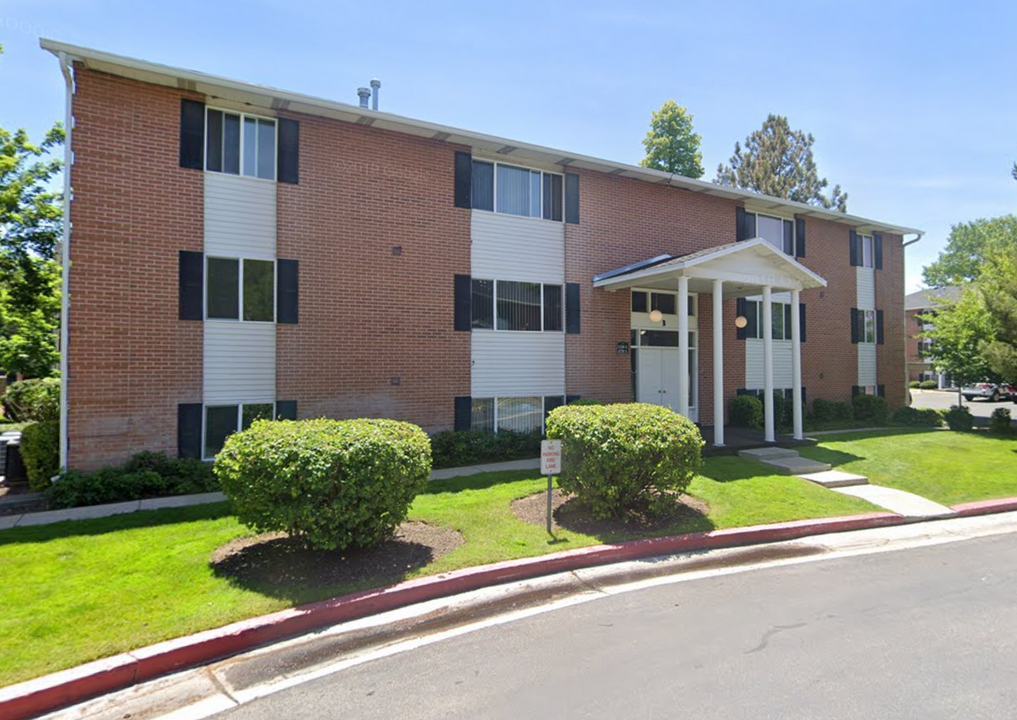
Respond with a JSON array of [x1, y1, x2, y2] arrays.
[[874, 234, 884, 270], [795, 217, 806, 258], [454, 151, 579, 223], [799, 304, 807, 342], [454, 275, 580, 333], [876, 310, 885, 345], [179, 251, 299, 323], [850, 308, 860, 344], [735, 207, 756, 242], [177, 400, 298, 459], [849, 230, 860, 266], [180, 99, 299, 183], [849, 229, 884, 269]]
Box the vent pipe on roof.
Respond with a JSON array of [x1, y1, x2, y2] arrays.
[[357, 87, 371, 109], [370, 78, 380, 111]]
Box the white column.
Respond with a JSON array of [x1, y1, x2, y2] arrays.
[[678, 276, 690, 418], [713, 279, 725, 446], [791, 288, 803, 440], [762, 285, 775, 442]]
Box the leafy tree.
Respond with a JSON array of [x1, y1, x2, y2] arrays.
[[920, 288, 998, 404], [715, 114, 847, 212], [921, 215, 1017, 288], [979, 253, 1017, 383], [639, 100, 704, 179], [0, 42, 64, 377]]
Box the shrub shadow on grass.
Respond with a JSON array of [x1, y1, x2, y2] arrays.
[[797, 446, 864, 467], [209, 522, 464, 604], [424, 469, 539, 495]]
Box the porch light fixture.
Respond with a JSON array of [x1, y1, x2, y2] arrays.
[[735, 315, 748, 329], [649, 309, 663, 323], [616, 341, 630, 355]]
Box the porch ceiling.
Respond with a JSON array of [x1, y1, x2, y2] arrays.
[[592, 238, 827, 298]]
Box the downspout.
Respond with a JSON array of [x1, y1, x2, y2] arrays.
[[57, 51, 74, 472], [901, 232, 924, 405]]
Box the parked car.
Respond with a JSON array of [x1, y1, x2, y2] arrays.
[[962, 382, 1016, 402]]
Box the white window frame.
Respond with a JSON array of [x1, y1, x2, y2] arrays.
[[863, 309, 877, 344], [471, 395, 563, 435], [472, 159, 564, 222], [471, 279, 564, 333], [860, 234, 874, 268], [746, 299, 792, 340], [202, 401, 276, 460], [205, 256, 277, 323], [747, 211, 795, 256], [204, 107, 278, 182]]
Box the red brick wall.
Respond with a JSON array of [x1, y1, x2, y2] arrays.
[[905, 308, 927, 381], [876, 233, 906, 408], [275, 117, 470, 432], [68, 68, 203, 470]]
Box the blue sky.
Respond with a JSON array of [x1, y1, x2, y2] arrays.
[[1, 0, 1014, 291]]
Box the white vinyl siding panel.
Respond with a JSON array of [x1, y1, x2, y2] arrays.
[[856, 267, 875, 310], [205, 172, 277, 259], [471, 332, 565, 397], [858, 343, 877, 386], [745, 339, 794, 389], [471, 211, 564, 283], [204, 322, 276, 404]]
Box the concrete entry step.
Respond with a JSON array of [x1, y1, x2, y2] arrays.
[[738, 447, 802, 461], [797, 470, 869, 488], [759, 456, 833, 475]]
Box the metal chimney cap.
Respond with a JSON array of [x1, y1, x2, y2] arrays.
[[370, 78, 381, 88], [357, 87, 371, 97]]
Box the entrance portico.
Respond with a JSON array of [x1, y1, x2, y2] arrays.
[[593, 238, 827, 446]]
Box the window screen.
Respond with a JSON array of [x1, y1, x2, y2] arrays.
[[204, 405, 238, 458], [543, 284, 563, 332], [471, 398, 494, 432], [497, 397, 543, 434], [207, 258, 240, 319], [471, 161, 494, 211], [497, 281, 542, 331], [471, 279, 494, 329]]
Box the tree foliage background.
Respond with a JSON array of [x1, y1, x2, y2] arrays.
[[715, 114, 847, 212], [922, 215, 1017, 288], [639, 100, 704, 179], [0, 43, 64, 377]]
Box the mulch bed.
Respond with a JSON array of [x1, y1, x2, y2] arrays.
[[210, 521, 464, 594], [511, 488, 709, 538]]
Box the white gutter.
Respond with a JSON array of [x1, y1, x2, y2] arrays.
[[57, 51, 73, 471]]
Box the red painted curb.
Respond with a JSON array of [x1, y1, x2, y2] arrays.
[[0, 511, 905, 719], [951, 497, 1017, 517]]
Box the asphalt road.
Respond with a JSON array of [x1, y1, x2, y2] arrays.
[[213, 532, 1017, 720], [910, 388, 1015, 419]]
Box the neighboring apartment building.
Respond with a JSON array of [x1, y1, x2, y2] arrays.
[[905, 286, 960, 387], [42, 40, 922, 471]]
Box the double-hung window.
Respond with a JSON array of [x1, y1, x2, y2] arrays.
[[204, 403, 275, 459], [747, 212, 795, 255], [206, 258, 275, 322], [471, 279, 563, 331], [860, 234, 874, 268], [206, 109, 277, 181], [862, 309, 877, 343], [744, 300, 792, 340], [471, 160, 564, 221]]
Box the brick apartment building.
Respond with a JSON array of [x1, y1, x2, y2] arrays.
[[43, 40, 922, 471], [905, 286, 960, 387]]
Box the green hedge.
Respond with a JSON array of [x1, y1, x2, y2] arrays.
[[908, 380, 921, 389], [3, 378, 59, 423], [729, 395, 762, 429], [545, 403, 704, 520], [852, 394, 889, 425], [215, 418, 431, 551], [430, 429, 541, 469], [919, 380, 938, 390], [944, 405, 974, 432], [20, 420, 59, 491], [990, 407, 1013, 435], [48, 452, 218, 508], [891, 405, 944, 427], [812, 398, 853, 423]]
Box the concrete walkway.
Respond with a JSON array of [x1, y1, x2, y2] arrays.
[[832, 484, 956, 519]]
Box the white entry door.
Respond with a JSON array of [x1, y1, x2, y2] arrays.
[[636, 348, 697, 421]]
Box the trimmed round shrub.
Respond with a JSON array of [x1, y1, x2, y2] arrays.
[[215, 418, 432, 551], [944, 405, 974, 432], [20, 420, 60, 491], [908, 380, 921, 389], [891, 405, 944, 428], [919, 380, 938, 390], [545, 403, 704, 520], [729, 395, 763, 429], [990, 407, 1013, 435], [812, 398, 853, 423], [3, 378, 60, 422], [852, 394, 889, 425]]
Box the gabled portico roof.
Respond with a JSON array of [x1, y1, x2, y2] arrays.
[[592, 238, 827, 298]]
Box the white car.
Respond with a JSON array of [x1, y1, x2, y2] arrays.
[[962, 382, 1015, 402]]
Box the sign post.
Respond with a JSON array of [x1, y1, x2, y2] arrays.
[[540, 439, 562, 535]]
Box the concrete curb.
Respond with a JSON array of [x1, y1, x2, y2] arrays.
[[0, 510, 906, 720], [951, 497, 1017, 517]]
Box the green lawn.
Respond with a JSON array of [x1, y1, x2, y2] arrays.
[[0, 458, 875, 688], [799, 428, 1017, 505]]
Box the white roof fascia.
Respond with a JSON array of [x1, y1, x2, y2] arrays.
[[40, 38, 922, 238]]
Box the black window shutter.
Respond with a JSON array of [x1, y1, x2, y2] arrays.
[[179, 251, 204, 321], [277, 259, 299, 324], [454, 396, 472, 431], [277, 118, 300, 184], [454, 274, 472, 331], [544, 395, 564, 419], [178, 403, 202, 459], [565, 282, 581, 333], [565, 395, 581, 404], [180, 99, 205, 170], [795, 217, 806, 258], [799, 303, 807, 342], [736, 297, 747, 340], [275, 400, 297, 420], [454, 151, 472, 208], [851, 386, 861, 398], [850, 308, 860, 344], [877, 310, 885, 345], [874, 233, 883, 270], [849, 230, 860, 267], [877, 385, 886, 398], [565, 173, 580, 224], [736, 207, 747, 242]]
